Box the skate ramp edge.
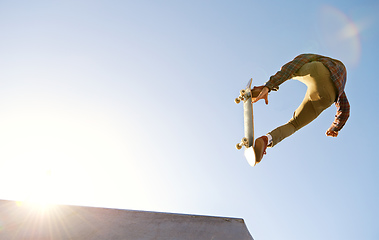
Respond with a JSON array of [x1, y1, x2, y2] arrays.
[[0, 199, 254, 240]]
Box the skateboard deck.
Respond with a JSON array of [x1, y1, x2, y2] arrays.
[[235, 78, 261, 167]]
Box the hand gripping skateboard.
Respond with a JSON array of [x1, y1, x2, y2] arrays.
[[235, 78, 263, 167]]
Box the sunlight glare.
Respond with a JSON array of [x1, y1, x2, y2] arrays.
[[0, 100, 131, 207]]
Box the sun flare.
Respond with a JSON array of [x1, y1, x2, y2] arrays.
[[0, 98, 132, 208]]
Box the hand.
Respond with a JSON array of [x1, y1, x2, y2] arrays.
[[252, 86, 269, 104], [326, 128, 338, 137]]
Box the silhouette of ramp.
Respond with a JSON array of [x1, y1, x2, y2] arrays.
[[0, 199, 254, 240]]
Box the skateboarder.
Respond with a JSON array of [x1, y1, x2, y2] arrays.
[[252, 53, 350, 164]]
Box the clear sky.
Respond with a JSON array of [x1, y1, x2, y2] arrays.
[[0, 0, 378, 239]]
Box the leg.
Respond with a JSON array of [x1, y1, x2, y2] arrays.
[[268, 61, 337, 147], [269, 94, 329, 146], [253, 61, 337, 164]]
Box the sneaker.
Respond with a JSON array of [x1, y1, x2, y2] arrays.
[[254, 136, 268, 164]]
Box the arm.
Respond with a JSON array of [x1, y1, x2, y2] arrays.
[[264, 54, 316, 91], [253, 55, 312, 104], [255, 54, 315, 104], [326, 91, 350, 137]]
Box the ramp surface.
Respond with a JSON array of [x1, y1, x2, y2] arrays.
[[0, 199, 254, 240]]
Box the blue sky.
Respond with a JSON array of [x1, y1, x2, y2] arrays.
[[0, 0, 378, 239]]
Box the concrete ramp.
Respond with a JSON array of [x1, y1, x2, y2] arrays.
[[0, 199, 254, 240]]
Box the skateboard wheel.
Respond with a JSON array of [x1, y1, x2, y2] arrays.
[[240, 89, 246, 96], [235, 98, 241, 104], [236, 143, 242, 150]]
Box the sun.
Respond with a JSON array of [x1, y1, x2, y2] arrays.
[[17, 164, 59, 208], [0, 97, 137, 210], [3, 150, 82, 209]]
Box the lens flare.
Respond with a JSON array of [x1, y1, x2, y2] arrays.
[[317, 5, 361, 67]]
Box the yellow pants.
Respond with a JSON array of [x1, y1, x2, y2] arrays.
[[269, 61, 337, 147]]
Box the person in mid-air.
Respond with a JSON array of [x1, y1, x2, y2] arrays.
[[252, 53, 350, 164]]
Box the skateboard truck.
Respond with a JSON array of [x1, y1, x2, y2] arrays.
[[236, 137, 249, 150], [234, 89, 251, 104]]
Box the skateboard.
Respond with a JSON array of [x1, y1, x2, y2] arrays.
[[235, 78, 263, 167]]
